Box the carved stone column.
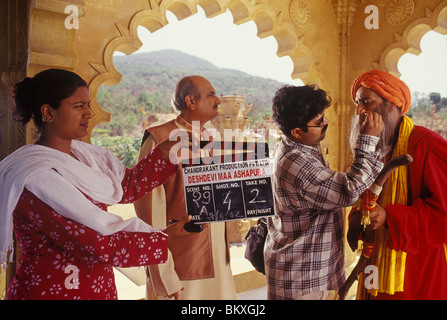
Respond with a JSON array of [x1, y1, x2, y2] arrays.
[[210, 95, 254, 243], [0, 0, 30, 299], [332, 0, 359, 267], [0, 0, 29, 160]]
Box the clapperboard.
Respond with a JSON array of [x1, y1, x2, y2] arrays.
[[182, 141, 275, 223]]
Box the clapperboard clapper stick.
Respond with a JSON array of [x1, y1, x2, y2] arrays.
[[181, 141, 270, 167]]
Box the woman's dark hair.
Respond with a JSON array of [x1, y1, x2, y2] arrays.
[[13, 68, 87, 130], [272, 84, 332, 137]]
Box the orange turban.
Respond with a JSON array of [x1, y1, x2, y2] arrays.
[[351, 70, 412, 115]]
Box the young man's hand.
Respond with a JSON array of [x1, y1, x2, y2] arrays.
[[359, 110, 384, 137]]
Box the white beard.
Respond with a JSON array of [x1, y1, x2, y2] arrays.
[[349, 106, 401, 160]]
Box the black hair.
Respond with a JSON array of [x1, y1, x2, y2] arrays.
[[13, 68, 87, 130], [272, 84, 332, 137]]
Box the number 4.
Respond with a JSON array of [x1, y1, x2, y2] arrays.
[[223, 191, 232, 211]]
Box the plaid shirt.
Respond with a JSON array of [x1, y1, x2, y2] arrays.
[[264, 134, 383, 299]]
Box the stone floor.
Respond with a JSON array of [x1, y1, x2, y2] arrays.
[[109, 203, 358, 300], [113, 243, 268, 300], [114, 243, 359, 300]]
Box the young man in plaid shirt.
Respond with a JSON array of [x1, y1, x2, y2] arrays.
[[264, 85, 384, 300]]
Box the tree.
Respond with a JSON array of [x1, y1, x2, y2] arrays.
[[429, 92, 442, 112], [441, 97, 447, 110]]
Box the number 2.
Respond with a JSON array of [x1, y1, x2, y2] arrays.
[[249, 188, 266, 204]]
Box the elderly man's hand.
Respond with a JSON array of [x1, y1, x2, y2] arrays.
[[369, 204, 387, 230]]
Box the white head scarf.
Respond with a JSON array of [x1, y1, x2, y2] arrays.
[[0, 140, 160, 266]]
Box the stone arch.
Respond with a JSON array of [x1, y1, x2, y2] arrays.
[[380, 1, 447, 77], [27, 0, 316, 141]]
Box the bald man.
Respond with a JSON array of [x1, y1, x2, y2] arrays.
[[350, 70, 447, 300], [134, 76, 237, 300]]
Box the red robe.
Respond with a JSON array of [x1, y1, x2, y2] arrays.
[[377, 125, 447, 299], [6, 146, 176, 300]]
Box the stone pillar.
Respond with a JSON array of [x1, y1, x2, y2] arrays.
[[0, 0, 29, 160], [211, 95, 254, 243], [332, 0, 360, 267], [0, 0, 31, 298]]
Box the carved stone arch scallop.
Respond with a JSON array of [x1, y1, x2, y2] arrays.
[[251, 5, 275, 38], [379, 1, 447, 77], [27, 0, 315, 142]]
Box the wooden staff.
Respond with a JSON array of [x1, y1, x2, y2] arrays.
[[338, 154, 413, 300]]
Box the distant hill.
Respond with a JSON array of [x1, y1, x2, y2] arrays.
[[96, 49, 286, 136], [93, 49, 447, 168]]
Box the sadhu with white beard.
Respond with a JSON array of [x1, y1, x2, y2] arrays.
[[350, 70, 447, 300]]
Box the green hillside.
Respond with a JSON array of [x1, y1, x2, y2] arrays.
[[97, 50, 284, 131], [93, 49, 447, 167], [94, 49, 286, 166]]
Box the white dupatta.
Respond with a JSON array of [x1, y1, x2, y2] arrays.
[[0, 140, 160, 266]]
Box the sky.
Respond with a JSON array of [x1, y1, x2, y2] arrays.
[[399, 31, 447, 97], [122, 7, 447, 97]]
